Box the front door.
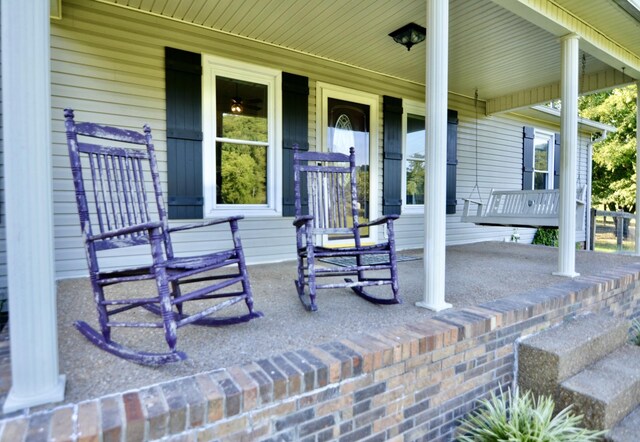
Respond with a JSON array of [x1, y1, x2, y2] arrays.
[[317, 83, 379, 246]]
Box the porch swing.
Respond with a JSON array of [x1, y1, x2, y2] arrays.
[[460, 90, 587, 230]]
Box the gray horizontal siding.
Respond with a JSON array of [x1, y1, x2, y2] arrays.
[[51, 0, 589, 280], [51, 0, 423, 279]]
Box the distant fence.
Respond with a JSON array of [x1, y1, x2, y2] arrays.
[[589, 208, 635, 252]]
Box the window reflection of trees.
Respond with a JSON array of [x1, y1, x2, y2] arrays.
[[406, 114, 426, 205], [406, 155, 425, 205], [534, 137, 550, 190], [216, 113, 268, 204]]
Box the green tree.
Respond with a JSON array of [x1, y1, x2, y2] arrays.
[[218, 113, 268, 204], [220, 145, 267, 204], [406, 157, 425, 204], [579, 84, 637, 211]]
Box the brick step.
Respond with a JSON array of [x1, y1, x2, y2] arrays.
[[557, 344, 640, 430], [606, 404, 640, 442], [518, 313, 630, 398]]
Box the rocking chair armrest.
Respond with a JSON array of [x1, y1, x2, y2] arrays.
[[168, 215, 245, 233], [293, 215, 314, 228], [357, 214, 399, 228], [88, 221, 164, 241]]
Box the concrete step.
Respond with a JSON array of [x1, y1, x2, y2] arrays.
[[556, 344, 640, 430], [518, 313, 630, 398], [606, 405, 640, 442]]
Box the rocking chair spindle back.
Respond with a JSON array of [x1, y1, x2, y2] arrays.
[[64, 109, 262, 365], [292, 144, 401, 311]]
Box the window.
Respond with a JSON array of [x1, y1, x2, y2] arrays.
[[399, 101, 458, 214], [202, 55, 282, 216], [403, 101, 426, 210], [523, 126, 559, 191], [533, 130, 554, 190]]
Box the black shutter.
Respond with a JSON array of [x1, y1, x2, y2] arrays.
[[165, 47, 203, 219], [446, 109, 459, 215], [522, 126, 534, 190], [383, 96, 403, 215], [282, 72, 309, 217], [554, 132, 561, 189]]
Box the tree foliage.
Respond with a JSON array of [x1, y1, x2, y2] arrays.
[[579, 84, 637, 211], [406, 156, 425, 204], [218, 114, 268, 204], [220, 144, 266, 204]]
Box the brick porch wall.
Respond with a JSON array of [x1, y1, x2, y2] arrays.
[[2, 264, 640, 441]]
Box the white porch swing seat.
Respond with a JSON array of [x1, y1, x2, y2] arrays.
[[462, 185, 587, 230]]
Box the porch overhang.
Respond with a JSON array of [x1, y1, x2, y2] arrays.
[[488, 0, 640, 113]]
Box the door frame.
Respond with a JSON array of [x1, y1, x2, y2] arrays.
[[315, 82, 380, 245]]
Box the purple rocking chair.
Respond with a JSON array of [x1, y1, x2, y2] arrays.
[[64, 109, 262, 365], [293, 145, 402, 311]]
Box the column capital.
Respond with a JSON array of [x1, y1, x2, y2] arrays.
[[559, 33, 580, 43]]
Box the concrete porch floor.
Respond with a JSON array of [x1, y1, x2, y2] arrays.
[[2, 241, 640, 417]]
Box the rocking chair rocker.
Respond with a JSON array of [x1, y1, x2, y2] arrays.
[[293, 145, 401, 311], [64, 109, 262, 365]]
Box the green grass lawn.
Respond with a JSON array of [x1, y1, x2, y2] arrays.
[[593, 216, 636, 253]]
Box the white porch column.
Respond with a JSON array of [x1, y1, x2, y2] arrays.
[[2, 0, 65, 412], [636, 81, 640, 255], [555, 34, 580, 278], [417, 0, 452, 311]]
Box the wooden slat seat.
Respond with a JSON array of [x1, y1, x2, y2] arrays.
[[462, 186, 586, 229]]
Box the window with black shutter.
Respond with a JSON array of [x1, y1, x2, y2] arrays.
[[392, 102, 458, 215]]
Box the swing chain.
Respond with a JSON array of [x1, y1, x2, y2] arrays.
[[467, 88, 483, 202]]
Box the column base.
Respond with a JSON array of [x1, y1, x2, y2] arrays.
[[552, 271, 580, 278], [3, 375, 66, 414], [415, 301, 452, 312]]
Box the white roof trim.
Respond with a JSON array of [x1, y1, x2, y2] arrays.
[[529, 105, 617, 133]]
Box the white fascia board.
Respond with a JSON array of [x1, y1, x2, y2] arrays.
[[530, 105, 618, 133]]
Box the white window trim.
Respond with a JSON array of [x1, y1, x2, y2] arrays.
[[533, 129, 555, 190], [315, 82, 380, 244], [402, 99, 426, 214], [202, 54, 282, 217]]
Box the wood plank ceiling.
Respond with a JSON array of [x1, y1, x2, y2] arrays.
[[94, 0, 638, 103]]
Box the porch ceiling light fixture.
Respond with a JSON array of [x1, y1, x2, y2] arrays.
[[388, 23, 426, 51]]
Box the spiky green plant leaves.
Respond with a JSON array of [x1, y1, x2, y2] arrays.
[[457, 387, 605, 442], [630, 318, 640, 346]]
